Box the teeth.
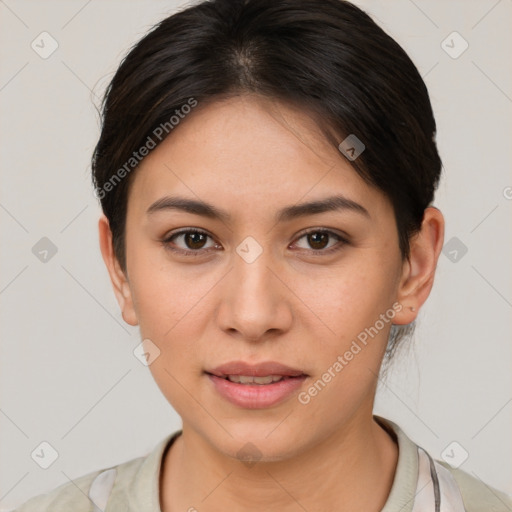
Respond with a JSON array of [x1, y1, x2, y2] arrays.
[[226, 375, 285, 384]]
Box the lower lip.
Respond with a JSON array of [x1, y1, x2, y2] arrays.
[[207, 374, 307, 409]]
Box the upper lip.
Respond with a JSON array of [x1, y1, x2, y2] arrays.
[[207, 361, 307, 377]]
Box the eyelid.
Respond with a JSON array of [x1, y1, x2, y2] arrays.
[[294, 226, 349, 242]]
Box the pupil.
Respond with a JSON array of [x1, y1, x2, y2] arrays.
[[186, 232, 206, 249], [308, 232, 328, 250]]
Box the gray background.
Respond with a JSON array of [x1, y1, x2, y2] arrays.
[[1, 0, 511, 509]]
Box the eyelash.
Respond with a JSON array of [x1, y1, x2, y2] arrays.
[[161, 228, 349, 257]]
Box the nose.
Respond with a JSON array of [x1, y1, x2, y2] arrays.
[[215, 246, 293, 343]]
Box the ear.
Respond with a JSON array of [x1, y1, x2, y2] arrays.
[[393, 206, 445, 325], [98, 215, 139, 326]]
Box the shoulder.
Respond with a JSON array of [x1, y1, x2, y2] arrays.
[[12, 432, 180, 512], [437, 460, 512, 512], [376, 415, 512, 512], [12, 452, 149, 512], [13, 469, 105, 512]]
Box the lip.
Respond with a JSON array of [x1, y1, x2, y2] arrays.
[[207, 361, 306, 378], [206, 360, 308, 409]]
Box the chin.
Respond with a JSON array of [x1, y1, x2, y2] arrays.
[[209, 421, 306, 464]]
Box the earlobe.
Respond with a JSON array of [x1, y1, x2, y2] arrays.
[[98, 215, 139, 326], [393, 207, 445, 325]]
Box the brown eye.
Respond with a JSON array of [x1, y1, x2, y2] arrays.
[[162, 229, 219, 256], [307, 232, 330, 250], [183, 231, 208, 250], [293, 229, 348, 254]]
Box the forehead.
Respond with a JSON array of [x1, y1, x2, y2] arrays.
[[127, 95, 390, 221]]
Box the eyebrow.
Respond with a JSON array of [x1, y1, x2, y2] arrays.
[[146, 194, 370, 222]]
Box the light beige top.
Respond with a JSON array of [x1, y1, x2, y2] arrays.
[[13, 416, 512, 511]]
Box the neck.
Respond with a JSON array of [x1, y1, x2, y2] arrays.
[[160, 413, 398, 512]]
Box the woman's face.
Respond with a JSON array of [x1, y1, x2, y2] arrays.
[[113, 95, 411, 460]]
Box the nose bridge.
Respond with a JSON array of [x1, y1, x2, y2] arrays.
[[217, 238, 291, 339], [232, 241, 276, 305]]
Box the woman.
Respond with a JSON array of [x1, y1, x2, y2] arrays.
[[15, 0, 511, 510]]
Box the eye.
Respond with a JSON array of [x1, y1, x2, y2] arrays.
[[161, 227, 348, 257], [162, 228, 220, 256], [291, 229, 348, 254]]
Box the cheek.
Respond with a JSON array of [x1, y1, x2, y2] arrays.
[[292, 268, 397, 425], [129, 241, 400, 358], [130, 267, 212, 414], [131, 271, 211, 344], [292, 255, 398, 341], [288, 255, 400, 409], [127, 256, 225, 379], [125, 233, 212, 336]]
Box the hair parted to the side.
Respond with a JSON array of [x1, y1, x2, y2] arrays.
[[91, 0, 442, 362]]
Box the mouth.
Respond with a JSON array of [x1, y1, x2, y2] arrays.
[[214, 374, 299, 385], [205, 361, 308, 409], [206, 360, 307, 379]]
